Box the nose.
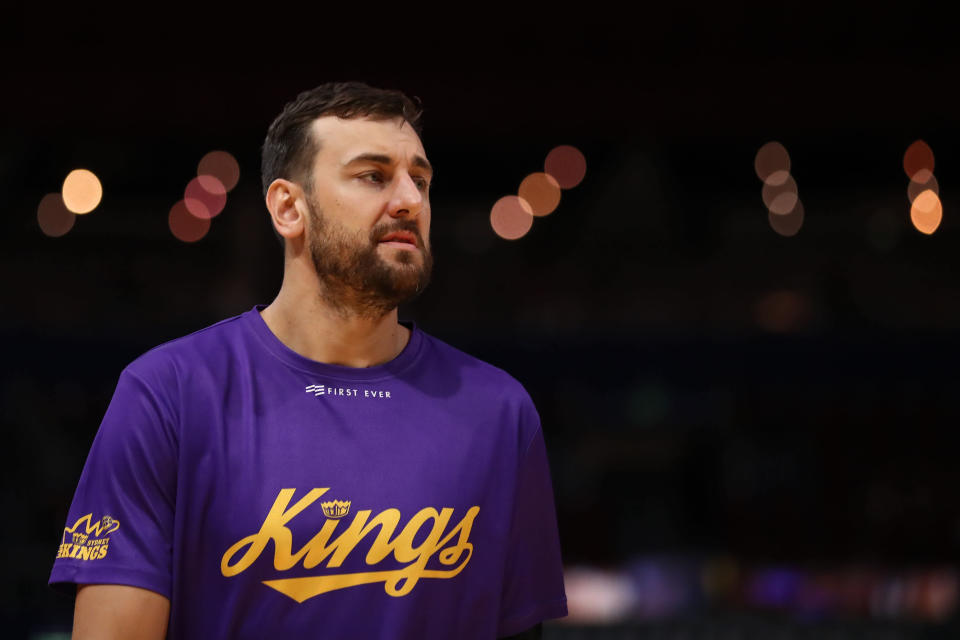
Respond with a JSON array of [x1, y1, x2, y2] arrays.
[[387, 172, 424, 219]]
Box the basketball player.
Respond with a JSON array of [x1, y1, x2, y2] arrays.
[[50, 82, 567, 638]]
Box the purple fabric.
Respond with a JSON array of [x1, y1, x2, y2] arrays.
[[50, 306, 567, 638]]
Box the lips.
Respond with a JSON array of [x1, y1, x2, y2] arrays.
[[378, 230, 418, 246]]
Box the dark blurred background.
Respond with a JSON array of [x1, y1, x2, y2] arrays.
[[4, 5, 960, 638]]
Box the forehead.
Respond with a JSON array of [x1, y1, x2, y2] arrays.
[[308, 116, 427, 166]]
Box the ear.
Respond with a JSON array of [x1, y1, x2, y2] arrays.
[[265, 179, 308, 243]]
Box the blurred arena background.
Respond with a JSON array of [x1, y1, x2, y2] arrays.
[[3, 5, 960, 639]]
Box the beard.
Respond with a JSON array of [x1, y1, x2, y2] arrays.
[[306, 197, 433, 318]]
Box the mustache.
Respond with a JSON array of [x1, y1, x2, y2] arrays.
[[370, 220, 426, 247]]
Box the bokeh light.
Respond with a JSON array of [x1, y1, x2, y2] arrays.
[[490, 195, 534, 240], [764, 169, 791, 187], [903, 140, 934, 180], [184, 175, 227, 219], [910, 190, 942, 235], [563, 567, 636, 623], [910, 167, 934, 185], [518, 172, 562, 216], [768, 191, 799, 215], [37, 193, 76, 237], [769, 200, 804, 237], [544, 145, 586, 189], [754, 142, 791, 184], [169, 200, 211, 242], [908, 171, 939, 203], [61, 169, 103, 214], [198, 150, 240, 192], [762, 175, 798, 214]]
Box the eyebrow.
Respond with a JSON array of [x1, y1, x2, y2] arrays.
[[344, 152, 433, 176]]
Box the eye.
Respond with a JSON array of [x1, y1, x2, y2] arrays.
[[413, 176, 430, 191], [360, 172, 385, 185]]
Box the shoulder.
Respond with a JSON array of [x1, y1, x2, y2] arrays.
[[414, 329, 541, 449], [416, 329, 533, 404], [122, 310, 251, 393]]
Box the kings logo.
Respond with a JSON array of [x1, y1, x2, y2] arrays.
[[321, 499, 351, 518], [221, 488, 480, 602], [57, 514, 120, 561]]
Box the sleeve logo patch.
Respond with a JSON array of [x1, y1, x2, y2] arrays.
[[56, 514, 120, 561]]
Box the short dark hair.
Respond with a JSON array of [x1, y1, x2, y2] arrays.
[[262, 81, 423, 198]]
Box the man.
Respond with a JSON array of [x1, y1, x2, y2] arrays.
[[50, 82, 567, 638]]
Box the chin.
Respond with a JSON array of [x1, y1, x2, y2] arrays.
[[378, 246, 422, 266], [392, 252, 418, 266]]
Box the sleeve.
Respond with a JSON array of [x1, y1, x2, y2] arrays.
[[497, 404, 568, 637], [49, 364, 179, 599]]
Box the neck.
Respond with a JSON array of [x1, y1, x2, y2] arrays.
[[260, 263, 410, 369]]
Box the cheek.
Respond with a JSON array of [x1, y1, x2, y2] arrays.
[[421, 220, 432, 246]]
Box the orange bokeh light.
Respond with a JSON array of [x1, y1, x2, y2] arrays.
[[762, 175, 798, 214], [769, 201, 804, 237], [903, 140, 934, 180], [910, 190, 942, 235], [198, 150, 240, 192], [908, 171, 939, 203], [37, 193, 76, 237], [518, 172, 561, 216], [544, 145, 586, 189], [764, 170, 791, 187], [754, 142, 791, 184], [62, 169, 103, 214], [169, 200, 211, 242], [184, 175, 227, 219], [490, 196, 534, 240]]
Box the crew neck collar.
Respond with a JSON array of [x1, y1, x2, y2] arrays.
[[243, 304, 424, 381]]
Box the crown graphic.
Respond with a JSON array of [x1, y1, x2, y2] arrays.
[[320, 500, 351, 519]]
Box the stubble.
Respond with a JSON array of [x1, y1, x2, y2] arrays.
[[306, 199, 433, 319]]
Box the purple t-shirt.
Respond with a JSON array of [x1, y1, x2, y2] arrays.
[[50, 305, 567, 638]]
